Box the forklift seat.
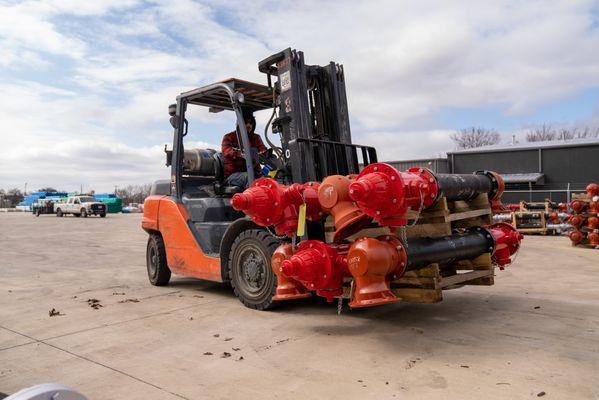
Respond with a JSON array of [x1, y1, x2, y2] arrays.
[[212, 152, 245, 196]]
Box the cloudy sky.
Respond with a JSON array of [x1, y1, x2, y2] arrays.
[[1, 0, 598, 193]]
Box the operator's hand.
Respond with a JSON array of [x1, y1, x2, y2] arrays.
[[258, 148, 274, 163]]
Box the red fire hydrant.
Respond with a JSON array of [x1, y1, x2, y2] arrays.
[[348, 163, 438, 226], [588, 230, 599, 248], [569, 230, 585, 246], [347, 236, 407, 308], [486, 223, 524, 267], [318, 175, 371, 242], [231, 178, 322, 236], [270, 243, 311, 301], [280, 241, 349, 302]]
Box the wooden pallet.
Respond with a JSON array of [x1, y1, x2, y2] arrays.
[[390, 194, 494, 303], [390, 253, 494, 303], [512, 211, 547, 234], [571, 192, 589, 201], [338, 193, 496, 303], [519, 200, 553, 213]]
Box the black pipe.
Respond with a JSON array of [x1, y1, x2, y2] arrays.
[[405, 229, 494, 270], [522, 201, 558, 210], [515, 213, 542, 220], [436, 173, 494, 201]]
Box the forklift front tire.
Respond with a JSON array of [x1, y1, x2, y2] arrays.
[[56, 209, 63, 217], [228, 229, 279, 310], [147, 234, 171, 286]]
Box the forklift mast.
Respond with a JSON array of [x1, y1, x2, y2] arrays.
[[259, 48, 377, 183]]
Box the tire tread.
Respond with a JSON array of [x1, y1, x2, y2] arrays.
[[147, 234, 171, 286], [228, 229, 279, 310]]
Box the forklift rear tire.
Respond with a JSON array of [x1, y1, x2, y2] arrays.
[[147, 234, 171, 286], [228, 229, 279, 310], [81, 208, 88, 218], [56, 209, 63, 217], [100, 213, 106, 218]]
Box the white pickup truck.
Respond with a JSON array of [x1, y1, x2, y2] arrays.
[[54, 196, 107, 218]]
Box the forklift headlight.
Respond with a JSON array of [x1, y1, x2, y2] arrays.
[[235, 91, 245, 104], [168, 104, 176, 117]]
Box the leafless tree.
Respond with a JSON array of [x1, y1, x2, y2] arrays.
[[527, 124, 599, 142], [115, 184, 152, 205], [450, 127, 500, 149], [526, 124, 556, 142], [5, 188, 24, 207]]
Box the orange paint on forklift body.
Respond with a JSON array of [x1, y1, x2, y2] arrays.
[[143, 196, 222, 282], [141, 195, 165, 231]]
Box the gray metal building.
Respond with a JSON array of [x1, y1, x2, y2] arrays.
[[382, 138, 599, 204], [447, 138, 599, 203], [383, 158, 450, 174]]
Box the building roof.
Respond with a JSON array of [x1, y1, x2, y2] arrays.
[[447, 137, 599, 154], [501, 173, 545, 184]]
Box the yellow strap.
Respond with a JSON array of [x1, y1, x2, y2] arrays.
[[297, 203, 307, 237]]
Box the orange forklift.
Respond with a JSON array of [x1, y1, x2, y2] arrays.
[[142, 48, 377, 309]]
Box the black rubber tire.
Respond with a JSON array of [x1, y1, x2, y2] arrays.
[[56, 208, 63, 217], [146, 234, 171, 286], [35, 209, 40, 217], [228, 229, 279, 310], [81, 208, 88, 218], [100, 212, 106, 218]]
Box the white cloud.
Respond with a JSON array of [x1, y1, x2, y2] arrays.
[[0, 0, 598, 191]]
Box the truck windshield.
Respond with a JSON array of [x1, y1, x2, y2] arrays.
[[78, 197, 95, 202]]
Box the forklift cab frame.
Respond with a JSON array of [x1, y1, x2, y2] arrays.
[[169, 78, 275, 198]]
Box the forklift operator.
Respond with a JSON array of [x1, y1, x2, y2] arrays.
[[221, 112, 267, 189]]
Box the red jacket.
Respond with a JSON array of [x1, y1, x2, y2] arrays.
[[221, 130, 267, 178]]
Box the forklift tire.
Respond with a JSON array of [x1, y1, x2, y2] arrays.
[[81, 208, 88, 218], [56, 208, 63, 217], [146, 234, 171, 286], [100, 212, 106, 218], [36, 210, 40, 217], [228, 229, 279, 310]]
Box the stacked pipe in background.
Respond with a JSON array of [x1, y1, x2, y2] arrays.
[[493, 200, 572, 234], [568, 183, 599, 248], [232, 163, 523, 308]]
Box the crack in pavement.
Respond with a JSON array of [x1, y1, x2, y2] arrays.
[[0, 299, 220, 352], [0, 324, 193, 400]]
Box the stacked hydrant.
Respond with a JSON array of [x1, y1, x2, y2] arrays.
[[568, 183, 599, 249], [232, 163, 524, 308]]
